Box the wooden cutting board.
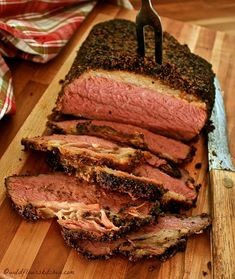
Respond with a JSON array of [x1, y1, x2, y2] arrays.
[[0, 3, 234, 279]]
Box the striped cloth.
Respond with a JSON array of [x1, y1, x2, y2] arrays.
[[0, 0, 97, 119]]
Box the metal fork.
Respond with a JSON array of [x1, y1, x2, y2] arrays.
[[136, 0, 163, 64]]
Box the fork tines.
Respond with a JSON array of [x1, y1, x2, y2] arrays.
[[136, 0, 163, 65]]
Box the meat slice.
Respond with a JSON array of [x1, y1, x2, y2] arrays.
[[77, 165, 166, 200], [54, 19, 215, 141], [133, 164, 198, 209], [21, 135, 181, 177], [62, 214, 211, 261], [21, 134, 145, 172], [47, 120, 195, 164], [5, 173, 159, 240], [72, 165, 197, 210]]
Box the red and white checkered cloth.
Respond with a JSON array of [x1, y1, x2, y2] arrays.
[[0, 0, 133, 120], [0, 0, 97, 119]]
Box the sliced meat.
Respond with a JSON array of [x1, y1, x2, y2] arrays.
[[78, 165, 166, 200], [57, 73, 207, 141], [21, 134, 145, 172], [72, 165, 196, 210], [54, 19, 215, 141], [62, 214, 211, 261], [5, 173, 160, 240], [47, 119, 195, 164], [21, 135, 181, 177], [21, 135, 197, 209], [133, 164, 198, 209], [143, 153, 182, 178]]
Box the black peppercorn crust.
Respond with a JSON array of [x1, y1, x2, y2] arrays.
[[61, 213, 211, 261], [56, 19, 215, 117], [61, 228, 187, 261]]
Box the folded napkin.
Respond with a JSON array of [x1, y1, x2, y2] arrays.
[[0, 0, 129, 120]]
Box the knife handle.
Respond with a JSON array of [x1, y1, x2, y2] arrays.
[[209, 169, 235, 279]]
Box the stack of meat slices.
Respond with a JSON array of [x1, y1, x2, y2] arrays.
[[20, 133, 198, 210], [5, 19, 215, 261], [5, 125, 210, 260]]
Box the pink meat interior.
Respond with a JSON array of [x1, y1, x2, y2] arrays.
[[62, 76, 207, 140], [134, 165, 196, 199], [7, 173, 152, 216]]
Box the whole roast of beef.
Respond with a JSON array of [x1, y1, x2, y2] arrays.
[[54, 19, 215, 141], [4, 19, 215, 262]]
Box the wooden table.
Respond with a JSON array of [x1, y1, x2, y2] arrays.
[[0, 3, 234, 279], [130, 0, 235, 36]]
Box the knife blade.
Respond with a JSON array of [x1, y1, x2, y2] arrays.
[[208, 77, 235, 279], [208, 78, 235, 172]]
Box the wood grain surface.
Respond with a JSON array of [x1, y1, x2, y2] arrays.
[[0, 3, 234, 279], [131, 0, 235, 36], [210, 169, 235, 279]]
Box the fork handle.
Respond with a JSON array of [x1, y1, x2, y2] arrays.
[[141, 0, 156, 14], [141, 0, 152, 9]]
